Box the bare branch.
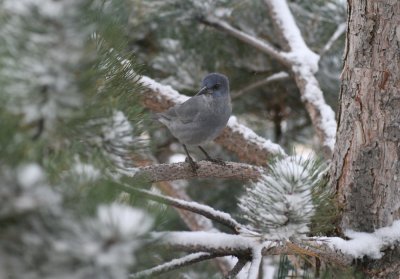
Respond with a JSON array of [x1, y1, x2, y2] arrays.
[[320, 23, 346, 55], [114, 183, 246, 233], [130, 252, 218, 279], [232, 71, 290, 100], [198, 15, 289, 66], [135, 161, 263, 182], [139, 75, 286, 166]]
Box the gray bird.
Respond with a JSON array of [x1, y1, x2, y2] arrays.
[[156, 73, 231, 172]]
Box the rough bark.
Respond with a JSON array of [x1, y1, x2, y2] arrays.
[[134, 161, 263, 183], [330, 0, 400, 277]]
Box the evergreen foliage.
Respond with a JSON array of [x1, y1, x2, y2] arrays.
[[239, 156, 329, 239], [0, 0, 152, 278]]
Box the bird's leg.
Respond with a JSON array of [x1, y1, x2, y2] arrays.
[[183, 144, 199, 173], [198, 146, 226, 166]]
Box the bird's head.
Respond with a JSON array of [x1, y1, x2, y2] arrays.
[[196, 73, 229, 98]]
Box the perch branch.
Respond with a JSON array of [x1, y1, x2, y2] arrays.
[[134, 161, 263, 183]]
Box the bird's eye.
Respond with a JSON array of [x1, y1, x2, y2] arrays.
[[213, 84, 220, 90]]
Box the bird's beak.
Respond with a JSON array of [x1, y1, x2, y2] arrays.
[[195, 86, 210, 96]]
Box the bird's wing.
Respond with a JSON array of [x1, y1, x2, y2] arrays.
[[174, 96, 207, 124], [159, 96, 205, 124]]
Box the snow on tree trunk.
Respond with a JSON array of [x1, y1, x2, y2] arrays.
[[330, 1, 400, 277]]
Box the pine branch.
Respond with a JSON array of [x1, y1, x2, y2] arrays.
[[139, 75, 286, 166], [130, 252, 218, 279], [113, 182, 246, 233], [134, 161, 263, 182]]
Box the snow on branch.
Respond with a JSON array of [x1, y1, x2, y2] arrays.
[[136, 221, 400, 277], [326, 220, 400, 260], [139, 75, 286, 166], [113, 182, 247, 234], [134, 160, 263, 182], [264, 0, 337, 156], [153, 231, 261, 255], [130, 252, 216, 279]]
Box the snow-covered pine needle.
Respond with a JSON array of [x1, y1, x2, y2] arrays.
[[239, 155, 326, 239]]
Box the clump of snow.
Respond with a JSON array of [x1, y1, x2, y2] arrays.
[[327, 220, 400, 259], [168, 153, 187, 164], [17, 164, 45, 189], [97, 203, 153, 239], [215, 7, 233, 17], [71, 157, 101, 182]]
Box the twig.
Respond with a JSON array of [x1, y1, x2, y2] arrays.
[[198, 15, 289, 66], [130, 252, 217, 279], [232, 72, 290, 100], [225, 257, 250, 279], [320, 23, 346, 55], [135, 161, 264, 182], [113, 182, 246, 233]]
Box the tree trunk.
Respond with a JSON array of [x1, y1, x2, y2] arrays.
[[330, 0, 400, 277]]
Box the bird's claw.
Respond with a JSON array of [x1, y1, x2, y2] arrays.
[[185, 157, 199, 173]]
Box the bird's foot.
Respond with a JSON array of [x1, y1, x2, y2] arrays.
[[185, 156, 199, 173], [205, 157, 226, 166]]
